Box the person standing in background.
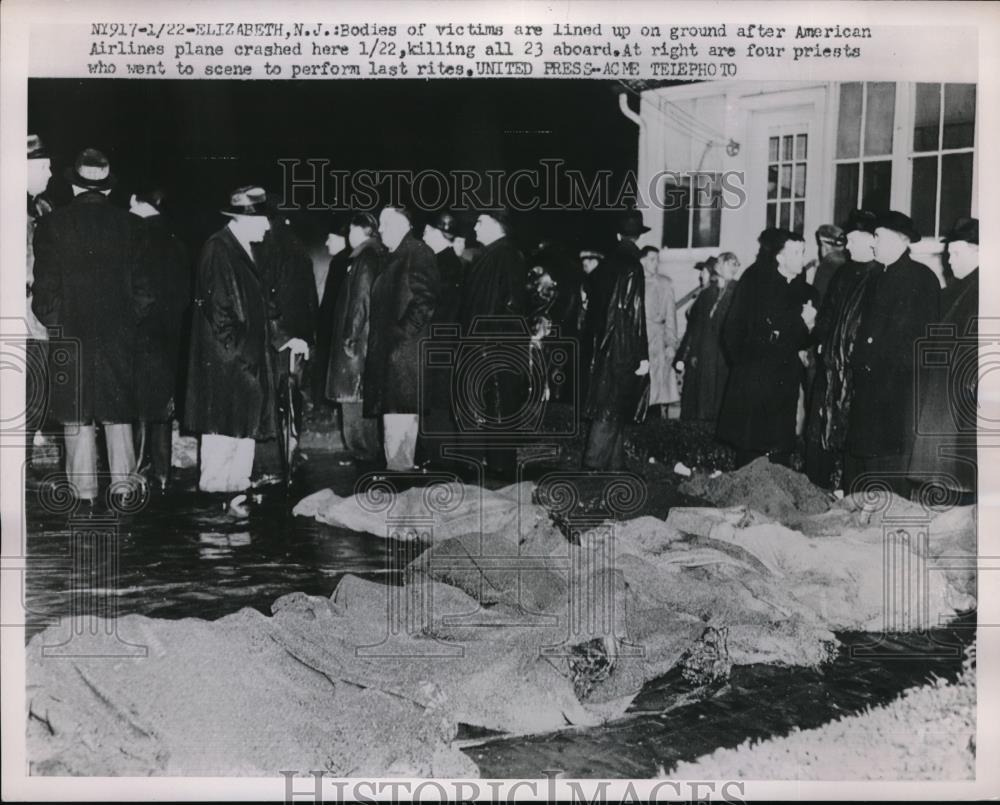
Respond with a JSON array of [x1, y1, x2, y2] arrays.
[[716, 229, 817, 468], [640, 245, 679, 419], [808, 223, 849, 307], [325, 212, 385, 466], [313, 214, 352, 404], [581, 211, 650, 471], [184, 187, 308, 496], [909, 217, 979, 504], [129, 186, 190, 492], [364, 206, 439, 472], [691, 251, 740, 425], [675, 257, 718, 422], [32, 147, 153, 506], [845, 211, 940, 498]]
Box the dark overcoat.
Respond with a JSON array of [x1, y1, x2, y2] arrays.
[[312, 245, 352, 400], [676, 283, 716, 421], [184, 225, 286, 440], [363, 233, 439, 416], [32, 191, 153, 424], [134, 215, 190, 421], [693, 280, 735, 422], [716, 261, 815, 454], [909, 269, 978, 492], [256, 221, 319, 343], [458, 237, 530, 427], [582, 239, 649, 424], [325, 237, 385, 403], [847, 252, 941, 458]]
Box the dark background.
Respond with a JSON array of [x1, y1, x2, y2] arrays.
[[29, 78, 651, 258]]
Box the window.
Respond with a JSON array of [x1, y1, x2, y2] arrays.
[[766, 130, 807, 234], [833, 82, 895, 227], [910, 83, 976, 239], [661, 173, 722, 249]]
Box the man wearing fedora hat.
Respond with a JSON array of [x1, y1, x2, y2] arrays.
[[32, 147, 154, 504], [909, 217, 979, 502], [580, 210, 650, 471], [844, 210, 940, 497], [184, 186, 308, 495]]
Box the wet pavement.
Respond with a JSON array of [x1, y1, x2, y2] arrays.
[[22, 440, 975, 778]]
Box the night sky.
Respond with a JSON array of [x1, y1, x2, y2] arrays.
[[29, 78, 650, 257]]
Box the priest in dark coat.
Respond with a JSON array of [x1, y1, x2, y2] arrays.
[[363, 206, 439, 471], [909, 217, 979, 503], [845, 211, 941, 497], [580, 211, 650, 471], [458, 209, 530, 478], [312, 215, 352, 403], [716, 228, 817, 467]]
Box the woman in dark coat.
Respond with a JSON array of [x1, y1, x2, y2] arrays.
[[326, 212, 385, 462], [716, 228, 817, 467], [909, 217, 979, 502]]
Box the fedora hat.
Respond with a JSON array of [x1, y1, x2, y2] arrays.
[[617, 209, 651, 237], [64, 147, 115, 190], [875, 210, 921, 243], [221, 186, 270, 217], [816, 223, 846, 247], [944, 216, 978, 245]]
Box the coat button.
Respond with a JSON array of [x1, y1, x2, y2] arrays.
[[866, 337, 873, 344]]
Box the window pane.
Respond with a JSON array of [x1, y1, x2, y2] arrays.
[[769, 136, 779, 162], [910, 156, 938, 238], [861, 160, 892, 214], [782, 135, 793, 160], [661, 181, 690, 248], [796, 133, 808, 160], [834, 163, 859, 229], [943, 83, 976, 149], [836, 82, 863, 159], [940, 152, 974, 236], [864, 82, 896, 156], [779, 202, 790, 230], [793, 202, 805, 235], [914, 83, 941, 152], [780, 164, 792, 198], [692, 181, 722, 248], [767, 202, 777, 228], [768, 165, 778, 199], [794, 163, 806, 198]]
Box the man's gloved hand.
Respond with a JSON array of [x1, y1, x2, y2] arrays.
[[635, 359, 650, 376]]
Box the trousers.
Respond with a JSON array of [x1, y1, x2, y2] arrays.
[[383, 413, 419, 471], [63, 422, 137, 501], [341, 402, 379, 461], [199, 433, 255, 493]]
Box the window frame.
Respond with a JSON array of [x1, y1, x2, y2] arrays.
[[659, 171, 723, 250], [831, 82, 896, 219]]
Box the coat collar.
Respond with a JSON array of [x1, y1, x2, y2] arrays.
[[219, 225, 265, 283], [350, 236, 382, 258]]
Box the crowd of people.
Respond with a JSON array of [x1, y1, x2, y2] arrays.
[[25, 139, 979, 508]]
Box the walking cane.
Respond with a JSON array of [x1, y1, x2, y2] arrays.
[[282, 348, 298, 490]]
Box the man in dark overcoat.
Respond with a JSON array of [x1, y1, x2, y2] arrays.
[[363, 206, 439, 471], [32, 147, 153, 504], [184, 186, 307, 494], [458, 209, 530, 478], [129, 187, 190, 491], [844, 211, 940, 497], [326, 212, 385, 463], [716, 228, 817, 467], [580, 211, 650, 471], [909, 217, 979, 503], [313, 214, 353, 402]]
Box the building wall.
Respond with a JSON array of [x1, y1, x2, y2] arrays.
[[635, 80, 979, 318]]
